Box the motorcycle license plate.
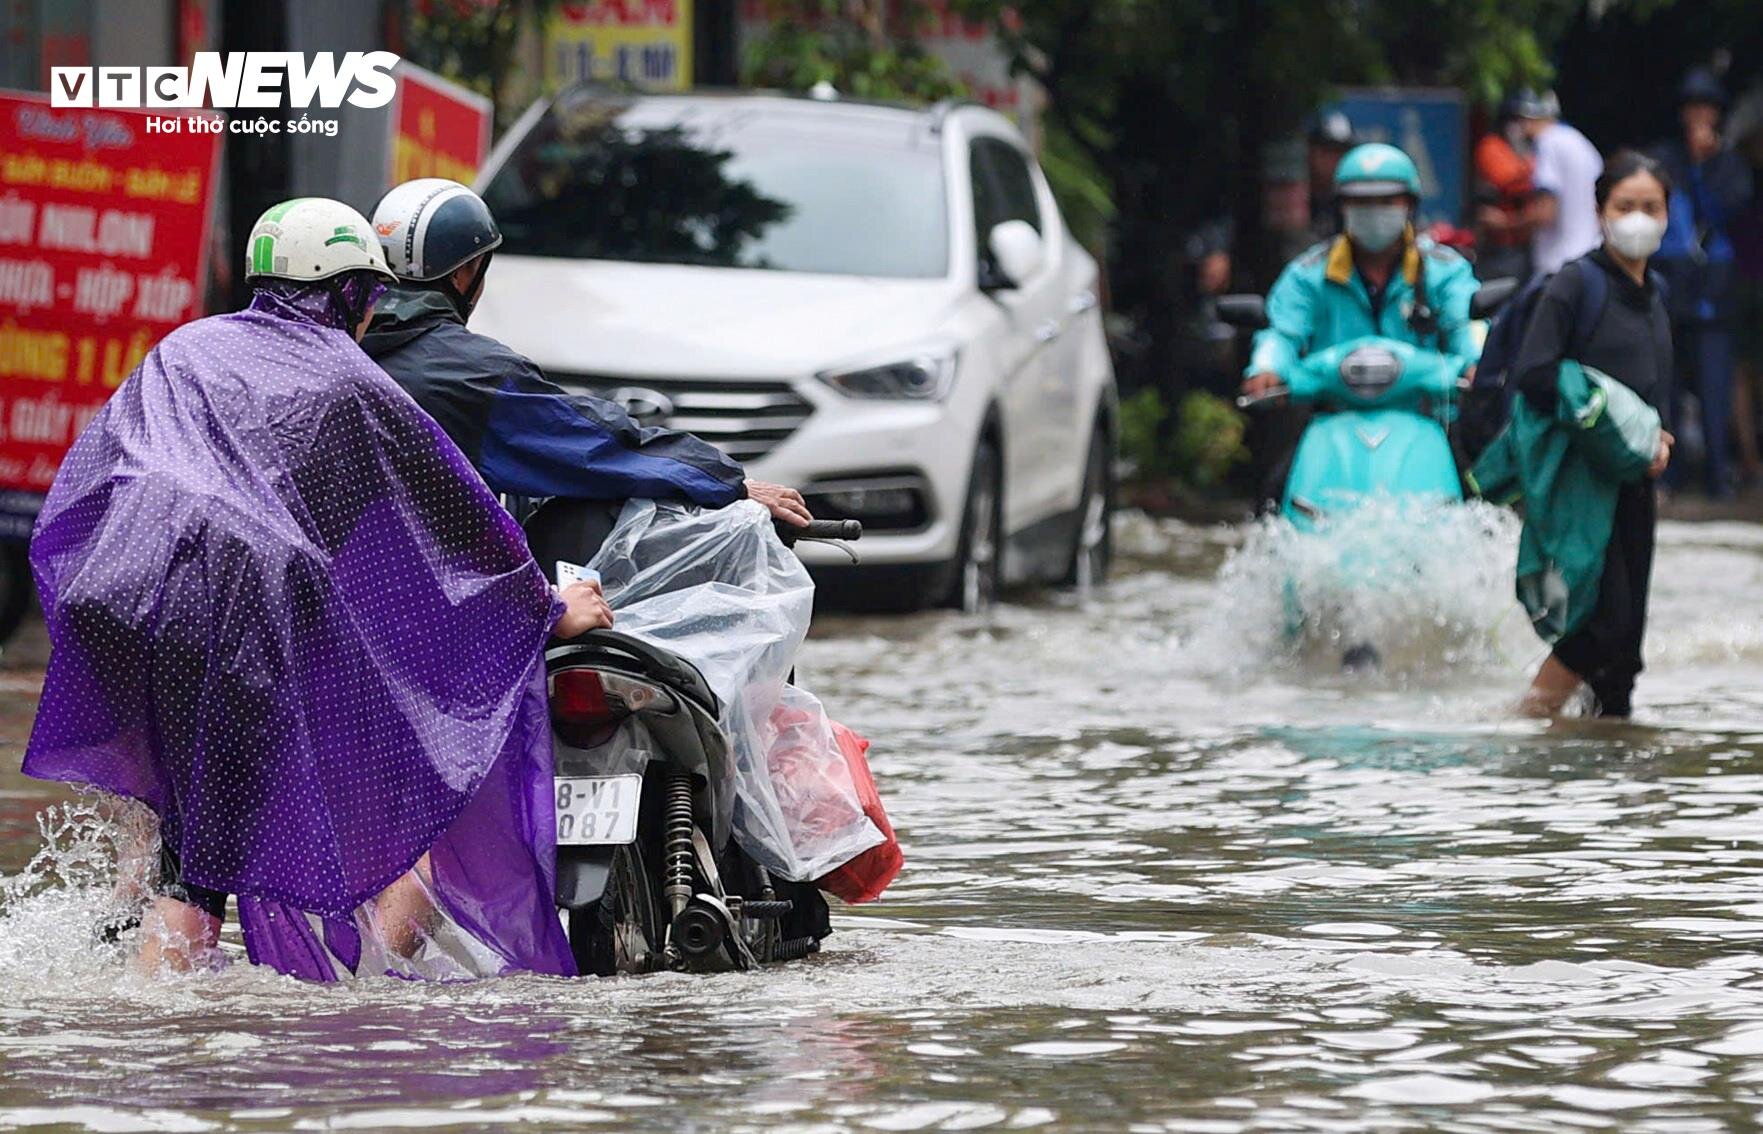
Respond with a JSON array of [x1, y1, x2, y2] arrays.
[[554, 775, 641, 846]]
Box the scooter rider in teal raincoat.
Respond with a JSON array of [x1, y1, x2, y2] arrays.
[[1242, 142, 1481, 403]]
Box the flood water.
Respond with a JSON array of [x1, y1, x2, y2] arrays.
[[3, 512, 1763, 1132]]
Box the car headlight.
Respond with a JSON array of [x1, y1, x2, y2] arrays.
[[817, 346, 959, 401]]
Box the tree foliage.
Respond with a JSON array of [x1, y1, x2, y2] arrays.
[[401, 0, 561, 130], [742, 0, 968, 102]]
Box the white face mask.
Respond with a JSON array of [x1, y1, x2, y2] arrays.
[[1343, 203, 1409, 253], [1603, 211, 1665, 260]]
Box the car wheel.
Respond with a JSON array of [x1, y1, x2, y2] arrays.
[[1061, 425, 1113, 587], [943, 439, 1002, 613]]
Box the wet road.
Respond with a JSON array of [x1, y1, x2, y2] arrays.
[[2, 512, 1763, 1132]]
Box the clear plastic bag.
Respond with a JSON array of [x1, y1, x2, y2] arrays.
[[764, 685, 885, 881], [587, 501, 882, 880]]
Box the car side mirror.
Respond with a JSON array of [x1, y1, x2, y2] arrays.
[[1215, 294, 1269, 330], [1470, 277, 1519, 320], [985, 220, 1044, 290]]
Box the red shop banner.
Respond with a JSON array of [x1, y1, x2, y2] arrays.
[[0, 91, 221, 494], [389, 63, 493, 187]]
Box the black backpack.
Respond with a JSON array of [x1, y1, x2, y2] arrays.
[[1457, 258, 1609, 460]]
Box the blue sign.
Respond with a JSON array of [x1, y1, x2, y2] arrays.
[[1328, 89, 1467, 225]]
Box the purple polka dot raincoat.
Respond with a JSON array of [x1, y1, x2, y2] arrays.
[[23, 283, 576, 980]]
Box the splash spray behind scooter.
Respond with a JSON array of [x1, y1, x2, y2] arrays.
[[1201, 497, 1524, 678]]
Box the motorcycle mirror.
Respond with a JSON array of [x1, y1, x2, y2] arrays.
[[1215, 294, 1269, 330], [1470, 277, 1519, 320]]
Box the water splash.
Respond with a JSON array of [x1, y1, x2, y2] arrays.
[[1197, 498, 1526, 678], [0, 793, 155, 985]]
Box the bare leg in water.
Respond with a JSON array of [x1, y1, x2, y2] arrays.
[[1520, 655, 1584, 718], [133, 897, 222, 973], [371, 853, 441, 957], [135, 854, 440, 972]]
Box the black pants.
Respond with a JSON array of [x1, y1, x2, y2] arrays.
[[1551, 481, 1656, 718], [159, 844, 229, 920]]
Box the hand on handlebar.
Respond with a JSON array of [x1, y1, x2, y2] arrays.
[[554, 578, 614, 639], [1242, 372, 1284, 399], [746, 480, 813, 527]]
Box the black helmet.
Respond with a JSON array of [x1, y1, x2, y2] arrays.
[[371, 178, 503, 282]]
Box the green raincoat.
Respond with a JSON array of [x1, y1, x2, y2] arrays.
[[1469, 360, 1661, 643]]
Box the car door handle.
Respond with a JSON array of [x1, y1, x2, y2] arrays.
[[1066, 289, 1098, 316], [1034, 319, 1062, 344]]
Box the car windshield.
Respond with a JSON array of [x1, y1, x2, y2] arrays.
[[483, 100, 949, 279]]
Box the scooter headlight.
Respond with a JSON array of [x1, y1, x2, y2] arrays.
[[1339, 345, 1401, 398]]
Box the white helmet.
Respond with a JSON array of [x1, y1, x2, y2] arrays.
[[371, 178, 503, 282], [244, 197, 395, 285]]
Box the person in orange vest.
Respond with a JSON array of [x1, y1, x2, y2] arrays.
[[1474, 94, 1538, 282]]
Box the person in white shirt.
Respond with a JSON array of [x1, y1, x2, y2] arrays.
[[1515, 89, 1605, 275]]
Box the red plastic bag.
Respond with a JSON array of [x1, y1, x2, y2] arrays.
[[814, 723, 903, 904]]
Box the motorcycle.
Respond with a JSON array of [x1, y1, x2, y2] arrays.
[[523, 500, 864, 975], [1218, 279, 1515, 527], [1216, 280, 1515, 667]]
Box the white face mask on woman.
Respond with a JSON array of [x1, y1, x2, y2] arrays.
[[1603, 211, 1665, 260], [1342, 204, 1410, 253]]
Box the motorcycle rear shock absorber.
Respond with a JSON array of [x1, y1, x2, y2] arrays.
[[662, 771, 695, 923]]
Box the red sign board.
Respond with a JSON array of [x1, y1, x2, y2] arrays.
[[0, 91, 220, 494], [389, 63, 493, 187]]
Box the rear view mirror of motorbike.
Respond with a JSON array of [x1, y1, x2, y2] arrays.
[[1215, 294, 1270, 330], [1470, 277, 1519, 320]]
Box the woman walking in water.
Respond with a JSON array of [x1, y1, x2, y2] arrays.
[[1488, 151, 1676, 718]]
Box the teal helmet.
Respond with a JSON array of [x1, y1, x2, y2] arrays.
[[1334, 142, 1422, 199]]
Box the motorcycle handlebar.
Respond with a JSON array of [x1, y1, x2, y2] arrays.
[[775, 518, 863, 545], [1237, 388, 1288, 409]]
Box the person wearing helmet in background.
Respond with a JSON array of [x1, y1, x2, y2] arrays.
[[1512, 89, 1605, 276], [1242, 142, 1481, 409], [1653, 68, 1754, 499], [24, 198, 610, 980], [361, 178, 811, 529]]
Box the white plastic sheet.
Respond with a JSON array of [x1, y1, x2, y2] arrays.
[[587, 501, 882, 880]]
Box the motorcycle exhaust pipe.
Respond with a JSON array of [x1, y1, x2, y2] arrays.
[[672, 902, 725, 961]]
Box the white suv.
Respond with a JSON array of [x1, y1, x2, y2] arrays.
[[474, 89, 1116, 609]]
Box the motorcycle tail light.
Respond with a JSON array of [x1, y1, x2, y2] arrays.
[[549, 668, 677, 749], [550, 669, 623, 749]]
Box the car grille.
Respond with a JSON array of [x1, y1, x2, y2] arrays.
[[546, 373, 814, 463]]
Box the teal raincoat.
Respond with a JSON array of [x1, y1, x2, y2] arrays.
[[1246, 230, 1481, 381], [1469, 360, 1661, 642]]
